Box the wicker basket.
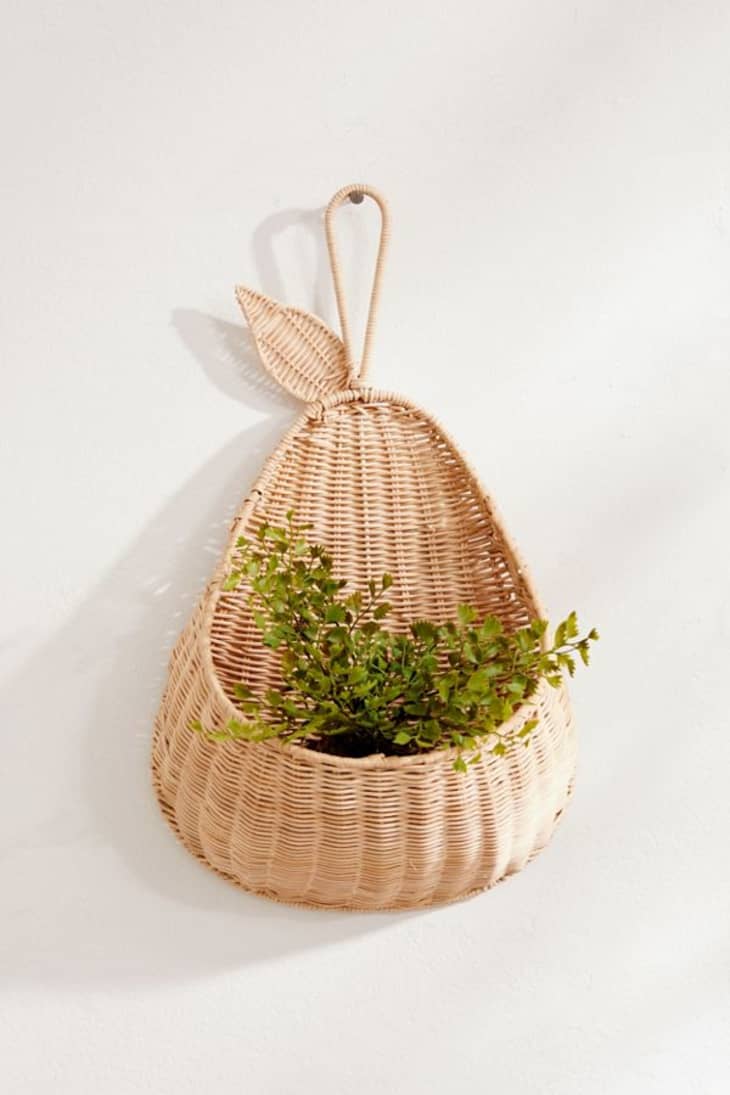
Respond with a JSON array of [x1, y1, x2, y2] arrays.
[[152, 184, 576, 910]]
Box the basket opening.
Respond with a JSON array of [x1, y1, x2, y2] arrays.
[[208, 397, 538, 729]]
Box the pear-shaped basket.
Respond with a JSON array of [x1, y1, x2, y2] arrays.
[[152, 184, 576, 910]]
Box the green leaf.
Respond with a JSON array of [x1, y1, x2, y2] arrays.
[[457, 604, 477, 627], [410, 621, 435, 644], [404, 702, 427, 717], [462, 641, 478, 664], [518, 718, 539, 738], [467, 668, 491, 691], [479, 616, 503, 640]]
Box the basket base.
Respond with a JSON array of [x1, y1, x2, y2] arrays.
[[151, 769, 575, 912]]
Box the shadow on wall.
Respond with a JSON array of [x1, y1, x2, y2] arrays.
[[251, 197, 378, 338], [0, 209, 408, 990], [252, 205, 335, 322]]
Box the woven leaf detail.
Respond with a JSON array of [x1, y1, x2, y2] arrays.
[[235, 286, 349, 403]]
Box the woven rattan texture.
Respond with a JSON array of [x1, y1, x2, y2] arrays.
[[152, 185, 577, 910]]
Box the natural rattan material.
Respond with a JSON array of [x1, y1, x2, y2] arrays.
[[152, 184, 576, 910]]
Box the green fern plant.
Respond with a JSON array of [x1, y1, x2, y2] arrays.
[[193, 512, 597, 769]]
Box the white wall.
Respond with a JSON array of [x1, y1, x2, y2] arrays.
[[2, 2, 729, 1092]]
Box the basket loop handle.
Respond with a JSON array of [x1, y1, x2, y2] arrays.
[[325, 183, 390, 386]]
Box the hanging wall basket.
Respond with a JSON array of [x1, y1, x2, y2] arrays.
[[152, 184, 576, 910]]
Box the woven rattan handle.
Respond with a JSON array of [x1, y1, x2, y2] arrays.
[[325, 183, 390, 385]]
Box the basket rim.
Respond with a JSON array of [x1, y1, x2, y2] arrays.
[[197, 386, 552, 773], [210, 685, 553, 772]]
